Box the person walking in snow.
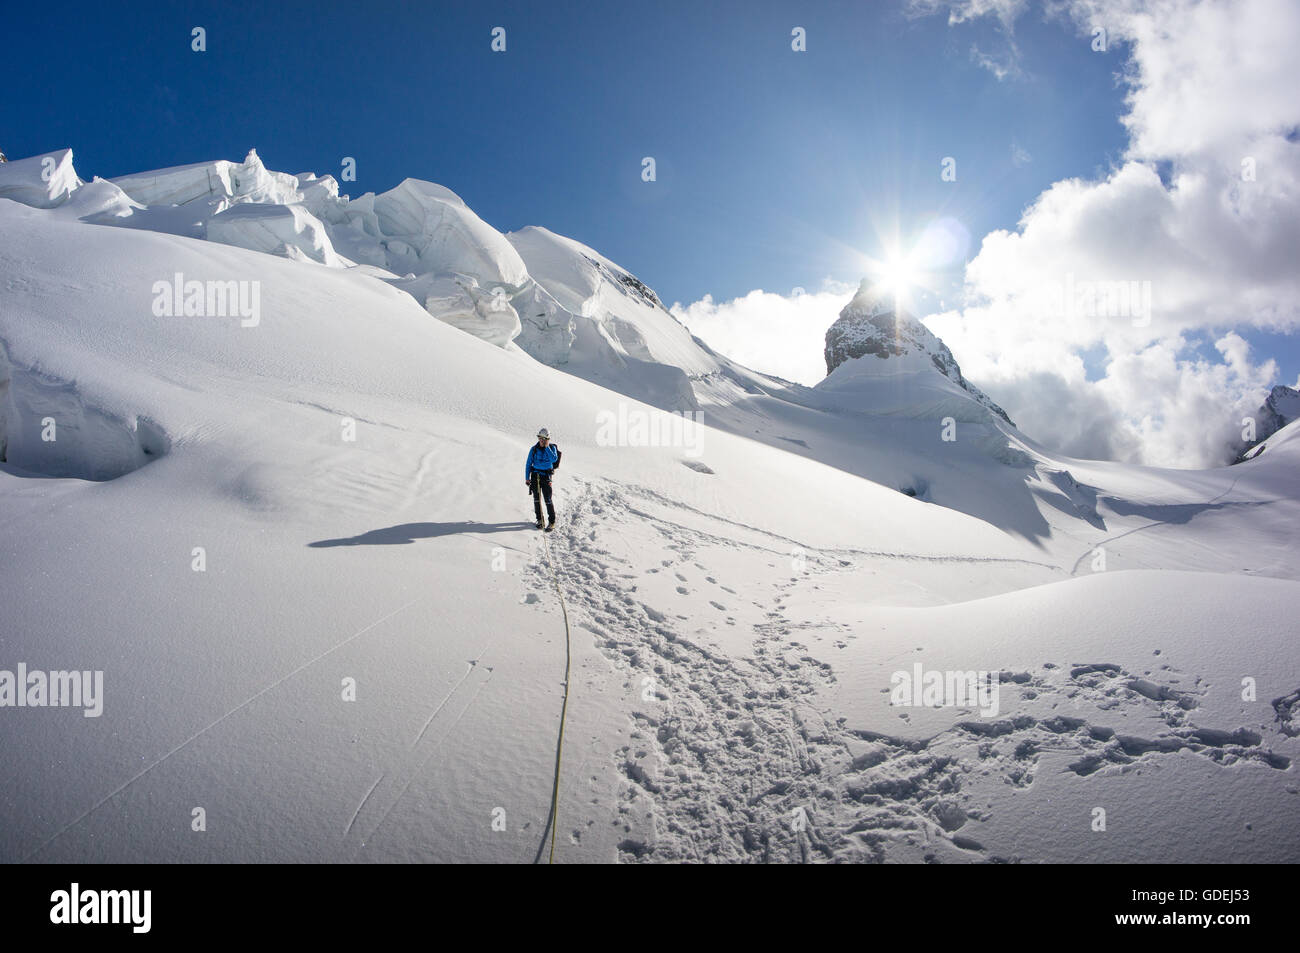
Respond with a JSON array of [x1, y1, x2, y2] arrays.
[[526, 427, 561, 530]]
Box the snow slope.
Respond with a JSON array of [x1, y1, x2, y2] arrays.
[[506, 225, 714, 411], [1, 149, 1297, 864]]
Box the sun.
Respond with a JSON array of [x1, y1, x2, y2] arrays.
[[876, 255, 919, 298], [850, 218, 969, 313], [862, 251, 923, 310]]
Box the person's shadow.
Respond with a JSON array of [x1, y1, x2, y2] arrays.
[[308, 521, 535, 547]]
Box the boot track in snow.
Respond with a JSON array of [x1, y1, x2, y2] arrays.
[[525, 479, 1293, 863]]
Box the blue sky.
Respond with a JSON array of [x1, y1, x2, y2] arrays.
[[4, 0, 1127, 305]]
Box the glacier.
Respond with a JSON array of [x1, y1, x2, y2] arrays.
[[1, 147, 1297, 864]]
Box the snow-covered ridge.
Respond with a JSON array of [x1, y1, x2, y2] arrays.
[[0, 145, 1182, 535], [0, 146, 1143, 514], [505, 225, 720, 413], [111, 150, 305, 208], [0, 148, 1031, 435], [0, 148, 741, 412], [0, 149, 82, 208]]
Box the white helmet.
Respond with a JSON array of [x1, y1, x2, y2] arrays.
[[537, 427, 550, 439]]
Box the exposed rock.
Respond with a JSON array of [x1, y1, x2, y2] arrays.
[[823, 279, 1014, 425], [1234, 384, 1300, 463]]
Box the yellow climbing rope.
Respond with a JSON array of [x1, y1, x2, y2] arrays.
[[542, 533, 572, 864]]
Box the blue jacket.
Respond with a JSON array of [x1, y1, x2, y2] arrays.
[[526, 443, 559, 481]]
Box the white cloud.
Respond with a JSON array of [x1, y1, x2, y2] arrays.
[[915, 0, 1300, 466], [971, 43, 1023, 80], [670, 282, 854, 386], [933, 316, 1278, 463], [909, 0, 1030, 78], [1076, 0, 1300, 162], [908, 0, 1030, 29]]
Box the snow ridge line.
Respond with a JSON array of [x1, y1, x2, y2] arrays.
[[1067, 474, 1245, 575], [344, 774, 385, 838], [354, 666, 495, 852], [541, 531, 573, 865], [617, 481, 1062, 572]]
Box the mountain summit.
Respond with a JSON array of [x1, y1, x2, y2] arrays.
[[1234, 383, 1300, 462], [821, 278, 1013, 425]]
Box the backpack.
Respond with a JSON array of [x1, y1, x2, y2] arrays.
[[552, 445, 562, 470]]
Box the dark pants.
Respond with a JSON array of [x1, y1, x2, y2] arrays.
[[531, 470, 555, 523]]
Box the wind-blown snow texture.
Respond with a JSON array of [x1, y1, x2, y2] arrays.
[[1, 149, 1297, 864]]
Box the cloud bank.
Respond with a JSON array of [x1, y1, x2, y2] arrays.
[[928, 0, 1300, 466], [671, 282, 855, 387]]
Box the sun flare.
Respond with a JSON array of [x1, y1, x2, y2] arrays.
[[876, 256, 919, 298]]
